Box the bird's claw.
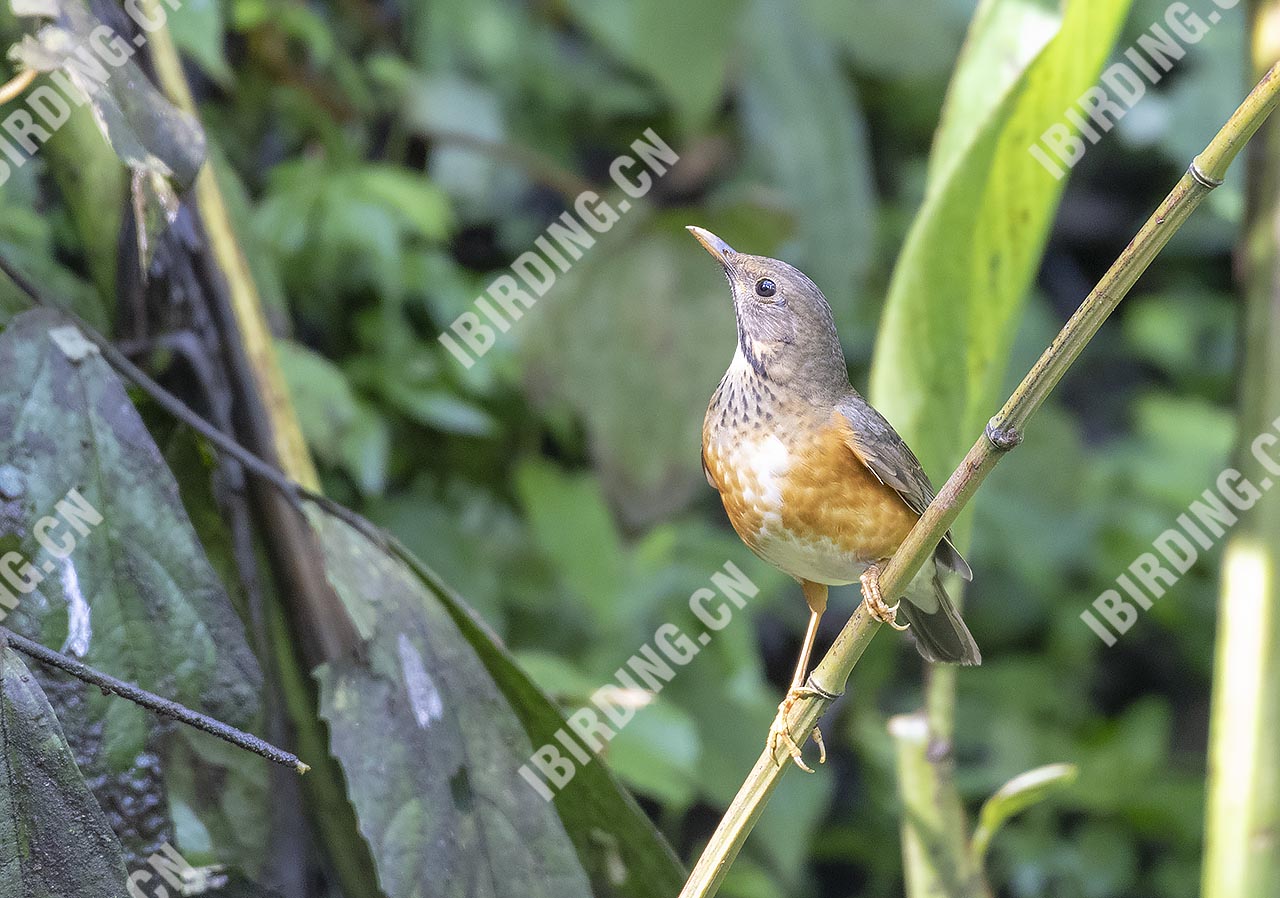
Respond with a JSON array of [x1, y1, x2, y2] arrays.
[[768, 687, 826, 773], [860, 565, 910, 631]]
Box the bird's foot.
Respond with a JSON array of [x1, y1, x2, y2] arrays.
[[860, 565, 910, 631], [767, 687, 827, 773]]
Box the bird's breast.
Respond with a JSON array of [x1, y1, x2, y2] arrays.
[[703, 403, 919, 585]]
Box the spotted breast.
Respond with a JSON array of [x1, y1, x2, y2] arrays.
[[702, 350, 919, 586]]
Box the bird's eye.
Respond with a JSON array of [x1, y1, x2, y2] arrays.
[[755, 278, 777, 298]]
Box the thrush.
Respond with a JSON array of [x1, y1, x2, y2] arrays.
[[689, 226, 981, 770]]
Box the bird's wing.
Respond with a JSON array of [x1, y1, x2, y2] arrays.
[[835, 394, 972, 580]]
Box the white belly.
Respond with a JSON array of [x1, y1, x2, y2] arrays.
[[723, 432, 788, 525], [714, 432, 869, 586], [755, 527, 869, 586]]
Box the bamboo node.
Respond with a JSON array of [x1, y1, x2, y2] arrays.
[[984, 419, 1023, 451], [1189, 160, 1225, 189]]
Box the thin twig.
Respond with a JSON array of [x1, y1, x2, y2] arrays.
[[0, 253, 302, 498], [0, 248, 445, 618], [0, 251, 388, 549], [1, 627, 309, 774], [677, 60, 1280, 898]]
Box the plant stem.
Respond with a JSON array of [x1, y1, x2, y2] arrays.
[[142, 2, 318, 494], [678, 60, 1280, 898], [891, 713, 989, 898], [139, 10, 378, 895], [0, 67, 35, 106], [145, 0, 364, 667], [1201, 11, 1280, 895], [0, 627, 308, 773]]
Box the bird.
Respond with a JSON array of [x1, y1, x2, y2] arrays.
[[689, 226, 980, 770]]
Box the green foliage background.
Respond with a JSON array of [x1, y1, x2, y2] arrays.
[[0, 0, 1252, 895]]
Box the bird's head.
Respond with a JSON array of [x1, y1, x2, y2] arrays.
[[687, 226, 849, 399]]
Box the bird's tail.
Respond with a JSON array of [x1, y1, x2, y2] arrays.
[[897, 567, 981, 665]]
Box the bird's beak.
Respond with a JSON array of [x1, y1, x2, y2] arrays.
[[686, 226, 735, 266]]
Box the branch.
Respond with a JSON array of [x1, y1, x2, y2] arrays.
[[142, 0, 320, 495], [1, 627, 308, 773], [678, 59, 1280, 898]]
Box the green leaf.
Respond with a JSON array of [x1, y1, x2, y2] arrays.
[[276, 339, 391, 494], [387, 388, 497, 437], [256, 160, 453, 326], [868, 0, 1135, 478], [0, 646, 132, 897], [737, 0, 877, 337], [0, 310, 262, 850], [308, 508, 685, 898], [168, 0, 234, 86], [561, 0, 745, 131], [514, 460, 627, 628], [350, 166, 453, 242], [800, 0, 974, 81], [971, 762, 1078, 862]]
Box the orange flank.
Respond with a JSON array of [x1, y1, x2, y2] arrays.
[[780, 414, 918, 563], [702, 410, 918, 580]]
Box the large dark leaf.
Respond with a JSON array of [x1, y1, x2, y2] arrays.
[[0, 646, 131, 897], [309, 509, 685, 898], [423, 561, 688, 897], [310, 510, 590, 898], [0, 309, 262, 855]]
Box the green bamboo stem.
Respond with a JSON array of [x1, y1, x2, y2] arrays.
[[1204, 538, 1280, 898], [1201, 11, 1280, 895], [678, 60, 1280, 898], [891, 713, 989, 898]]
